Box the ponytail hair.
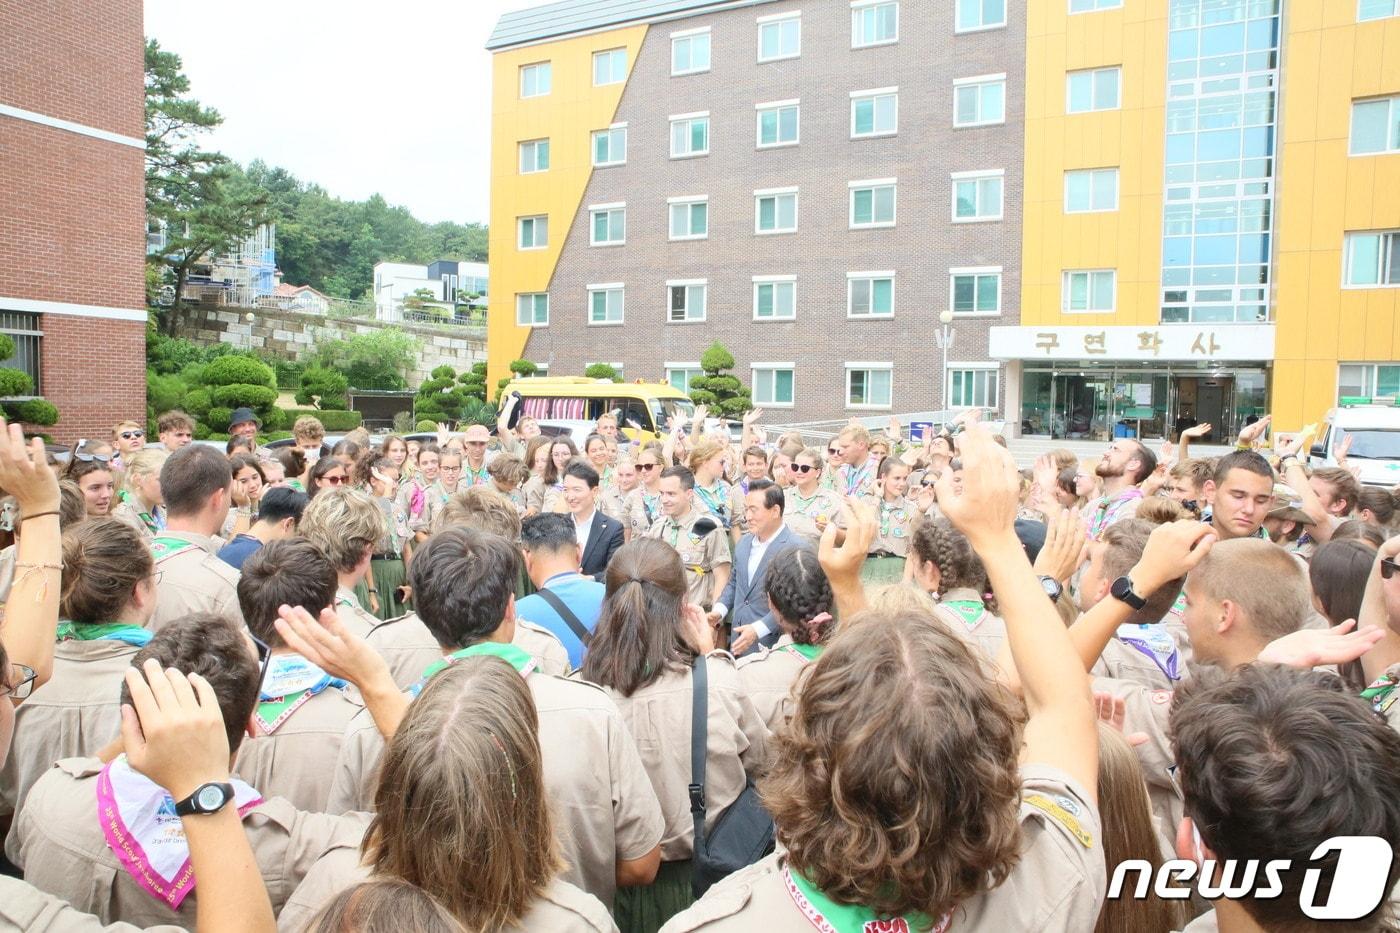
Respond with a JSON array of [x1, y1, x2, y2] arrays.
[[581, 538, 693, 695], [60, 518, 153, 624], [765, 547, 835, 645]]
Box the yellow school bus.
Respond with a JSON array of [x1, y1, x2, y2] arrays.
[[504, 378, 695, 443]]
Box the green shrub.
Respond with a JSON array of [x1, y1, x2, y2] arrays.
[[0, 369, 34, 398], [207, 406, 234, 432], [274, 360, 306, 390], [508, 359, 538, 377], [147, 372, 187, 415], [5, 399, 58, 426], [202, 355, 275, 388], [392, 411, 415, 433], [261, 407, 287, 432], [430, 365, 457, 381], [181, 389, 213, 419], [415, 419, 437, 432], [295, 367, 349, 410], [211, 383, 279, 409], [282, 408, 362, 432], [193, 422, 213, 440], [260, 430, 294, 443], [584, 363, 621, 383], [0, 335, 16, 361]]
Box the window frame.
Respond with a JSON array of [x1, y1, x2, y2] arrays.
[[516, 214, 549, 251], [752, 363, 797, 408], [1358, 0, 1398, 21], [592, 123, 628, 168], [1061, 269, 1118, 312], [1066, 66, 1122, 114], [519, 62, 551, 99], [948, 266, 1003, 317], [666, 279, 708, 323], [586, 283, 626, 326], [845, 362, 894, 410], [850, 87, 899, 138], [669, 111, 711, 159], [592, 48, 628, 86], [950, 169, 1005, 222], [515, 292, 549, 328], [671, 27, 712, 76], [752, 275, 798, 321], [757, 11, 802, 63], [754, 187, 799, 235], [667, 195, 710, 241], [955, 0, 1008, 33], [1350, 96, 1400, 156], [588, 203, 627, 247], [518, 139, 550, 174], [849, 179, 897, 229], [666, 363, 703, 394], [1069, 0, 1123, 11], [953, 73, 1007, 128], [947, 364, 1000, 409], [847, 271, 896, 319], [755, 99, 801, 149], [1063, 167, 1120, 213], [851, 0, 899, 48], [1343, 230, 1400, 287]]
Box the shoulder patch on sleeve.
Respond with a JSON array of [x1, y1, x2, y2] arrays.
[[1024, 793, 1094, 849]]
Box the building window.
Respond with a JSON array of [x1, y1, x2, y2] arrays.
[[668, 280, 707, 322], [956, 0, 1007, 32], [849, 180, 897, 228], [952, 170, 1004, 222], [755, 188, 799, 234], [758, 12, 801, 62], [0, 312, 41, 395], [519, 62, 551, 98], [949, 367, 999, 408], [753, 365, 796, 406], [516, 293, 548, 327], [1359, 0, 1398, 20], [852, 1, 898, 47], [589, 204, 626, 246], [593, 48, 627, 86], [851, 88, 899, 138], [950, 268, 1001, 315], [671, 28, 711, 75], [753, 276, 797, 320], [518, 139, 550, 174], [592, 124, 627, 167], [1070, 0, 1122, 10], [1067, 66, 1121, 113], [670, 113, 710, 158], [1064, 168, 1119, 212], [587, 285, 625, 325], [954, 74, 1006, 127], [1339, 362, 1400, 400], [846, 364, 893, 409], [668, 197, 709, 240], [667, 365, 703, 394], [848, 273, 895, 318], [756, 101, 800, 148], [1344, 231, 1400, 286], [517, 215, 548, 250], [1351, 96, 1400, 155], [1062, 269, 1117, 311]]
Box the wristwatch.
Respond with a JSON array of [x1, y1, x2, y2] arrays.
[[1110, 575, 1147, 611], [1037, 575, 1063, 602], [174, 781, 235, 817]]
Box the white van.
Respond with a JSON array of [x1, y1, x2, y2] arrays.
[[1312, 403, 1400, 487]]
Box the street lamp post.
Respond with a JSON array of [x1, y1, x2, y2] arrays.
[[937, 309, 956, 410]]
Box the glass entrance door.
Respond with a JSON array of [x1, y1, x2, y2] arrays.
[[1056, 374, 1112, 441]]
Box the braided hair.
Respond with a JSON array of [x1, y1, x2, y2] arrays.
[[911, 517, 991, 601], [765, 547, 835, 645]]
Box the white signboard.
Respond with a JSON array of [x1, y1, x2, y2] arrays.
[[988, 324, 1276, 362]]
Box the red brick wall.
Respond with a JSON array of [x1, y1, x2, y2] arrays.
[[40, 314, 146, 444], [0, 0, 144, 138]]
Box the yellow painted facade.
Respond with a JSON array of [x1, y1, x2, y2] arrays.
[[1021, 0, 1167, 329], [1273, 5, 1400, 429], [486, 26, 648, 389]]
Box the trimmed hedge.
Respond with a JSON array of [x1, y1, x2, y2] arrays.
[[5, 399, 58, 426], [282, 408, 363, 432], [211, 383, 279, 409], [202, 355, 275, 388], [0, 369, 34, 398]]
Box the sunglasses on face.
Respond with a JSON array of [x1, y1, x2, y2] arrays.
[[1383, 558, 1399, 581], [827, 448, 839, 455], [791, 463, 815, 474], [4, 662, 36, 700], [636, 463, 657, 471], [322, 474, 347, 485], [119, 430, 144, 440]]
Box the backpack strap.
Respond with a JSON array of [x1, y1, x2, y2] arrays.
[[689, 655, 708, 865], [535, 587, 592, 646]]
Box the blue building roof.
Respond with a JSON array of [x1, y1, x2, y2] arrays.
[[487, 0, 776, 50]]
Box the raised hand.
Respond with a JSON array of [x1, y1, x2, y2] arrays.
[[1130, 520, 1217, 596], [1180, 423, 1212, 440], [934, 424, 1019, 548], [1256, 619, 1387, 669], [274, 604, 389, 690], [1237, 414, 1273, 448], [1033, 508, 1087, 584], [0, 416, 59, 512], [743, 408, 764, 426]]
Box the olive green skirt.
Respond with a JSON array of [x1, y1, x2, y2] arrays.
[[615, 859, 694, 933], [860, 554, 907, 586], [359, 558, 406, 620]]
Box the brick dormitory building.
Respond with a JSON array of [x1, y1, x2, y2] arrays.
[[1, 0, 147, 443]]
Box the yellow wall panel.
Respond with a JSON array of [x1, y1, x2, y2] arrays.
[[486, 25, 648, 388]]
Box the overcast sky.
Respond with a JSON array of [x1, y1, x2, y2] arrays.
[[143, 0, 541, 225]]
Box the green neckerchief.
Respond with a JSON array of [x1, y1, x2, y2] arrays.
[[1362, 672, 1400, 713], [118, 491, 161, 534], [55, 621, 152, 647], [940, 599, 986, 628], [420, 641, 535, 683], [780, 643, 823, 662], [150, 535, 198, 560], [785, 864, 938, 933], [464, 463, 490, 487]]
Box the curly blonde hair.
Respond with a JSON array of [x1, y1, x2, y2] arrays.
[[762, 611, 1025, 920]]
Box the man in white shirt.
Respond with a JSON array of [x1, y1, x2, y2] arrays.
[[562, 462, 623, 582], [710, 480, 805, 656]]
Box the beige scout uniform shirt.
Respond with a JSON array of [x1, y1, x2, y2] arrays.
[[862, 494, 917, 557], [934, 588, 1008, 663], [0, 640, 136, 819], [592, 654, 767, 862], [736, 636, 817, 740], [645, 507, 732, 608], [0, 876, 186, 933], [10, 758, 368, 929], [1092, 674, 1181, 859], [599, 483, 629, 524], [326, 670, 663, 911], [362, 613, 570, 689], [149, 531, 244, 631], [660, 765, 1106, 933], [109, 501, 155, 543], [782, 487, 844, 544], [234, 677, 365, 814], [624, 486, 662, 538], [1090, 631, 1181, 692], [275, 847, 618, 933], [334, 586, 380, 639]]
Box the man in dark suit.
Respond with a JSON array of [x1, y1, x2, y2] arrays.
[[561, 461, 625, 582], [709, 479, 805, 656]]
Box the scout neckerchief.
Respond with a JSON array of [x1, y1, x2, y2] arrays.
[[789, 487, 824, 516], [1362, 670, 1400, 717], [641, 489, 660, 524], [55, 621, 152, 648], [411, 641, 537, 697], [1088, 487, 1144, 539], [255, 653, 347, 735], [118, 491, 163, 535], [783, 864, 947, 933], [939, 596, 988, 630], [876, 496, 909, 540], [463, 462, 490, 487], [430, 480, 454, 505], [150, 535, 198, 561], [97, 754, 262, 910], [842, 459, 874, 497], [695, 482, 730, 527], [1115, 623, 1182, 681], [779, 642, 823, 662]]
